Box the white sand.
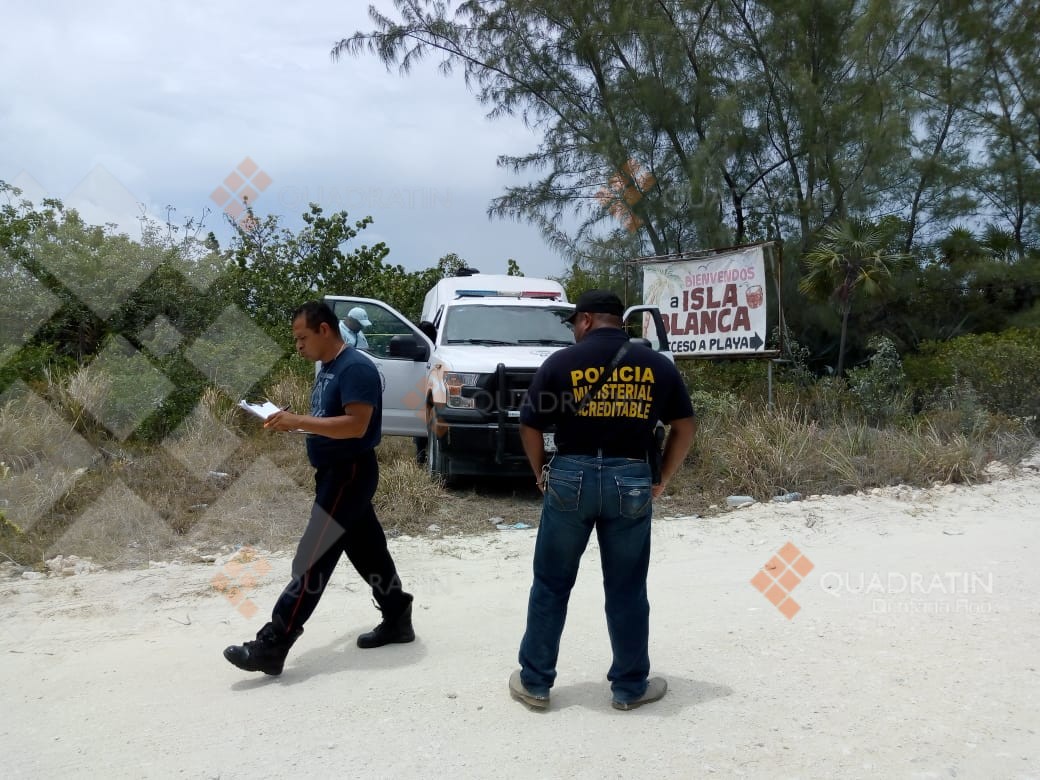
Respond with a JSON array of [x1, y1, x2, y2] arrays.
[[2, 473, 1039, 779]]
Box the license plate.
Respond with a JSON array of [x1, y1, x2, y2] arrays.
[[543, 433, 556, 452]]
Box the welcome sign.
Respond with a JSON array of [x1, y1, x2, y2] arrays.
[[642, 245, 770, 357]]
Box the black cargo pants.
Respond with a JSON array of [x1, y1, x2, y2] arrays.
[[271, 449, 409, 635]]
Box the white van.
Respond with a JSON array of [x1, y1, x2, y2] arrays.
[[326, 273, 671, 481]]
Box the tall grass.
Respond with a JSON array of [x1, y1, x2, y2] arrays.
[[2, 368, 1036, 567], [1, 383, 97, 561], [260, 368, 313, 418], [677, 398, 1035, 504]]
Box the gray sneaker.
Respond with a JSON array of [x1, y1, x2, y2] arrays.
[[612, 676, 667, 711], [509, 669, 550, 710]]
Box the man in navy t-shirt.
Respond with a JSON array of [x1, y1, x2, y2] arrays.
[[509, 290, 696, 711], [224, 301, 415, 676]]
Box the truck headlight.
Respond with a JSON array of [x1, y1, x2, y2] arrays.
[[444, 372, 481, 408]]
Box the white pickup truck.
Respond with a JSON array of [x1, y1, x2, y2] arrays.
[[326, 273, 671, 481]]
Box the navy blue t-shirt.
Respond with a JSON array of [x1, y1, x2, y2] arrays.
[[305, 346, 383, 467], [520, 328, 694, 457]]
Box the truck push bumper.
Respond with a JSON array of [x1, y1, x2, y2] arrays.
[[434, 408, 531, 476], [432, 364, 541, 477]]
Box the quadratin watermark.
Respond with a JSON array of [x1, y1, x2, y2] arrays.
[[402, 374, 430, 423], [819, 570, 996, 614], [3, 163, 316, 587], [211, 547, 272, 619], [596, 159, 655, 232], [210, 157, 272, 223], [750, 541, 814, 619]]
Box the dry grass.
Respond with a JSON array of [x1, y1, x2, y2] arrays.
[[198, 386, 241, 430], [261, 368, 313, 417], [44, 365, 109, 430], [4, 369, 1037, 568], [185, 456, 313, 551], [163, 400, 244, 479], [1, 379, 91, 471], [671, 400, 1037, 508], [45, 479, 179, 567], [0, 383, 98, 560], [375, 457, 450, 532]]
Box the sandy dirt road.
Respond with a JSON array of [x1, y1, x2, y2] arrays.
[[2, 473, 1039, 779]]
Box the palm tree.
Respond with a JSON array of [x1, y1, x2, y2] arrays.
[[799, 220, 907, 376], [938, 227, 985, 266]]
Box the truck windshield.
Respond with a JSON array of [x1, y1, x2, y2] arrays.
[[443, 305, 575, 346]]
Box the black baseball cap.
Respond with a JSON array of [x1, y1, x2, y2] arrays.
[[565, 289, 625, 322]]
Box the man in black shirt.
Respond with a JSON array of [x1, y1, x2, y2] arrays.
[[223, 301, 414, 676], [510, 290, 696, 710]]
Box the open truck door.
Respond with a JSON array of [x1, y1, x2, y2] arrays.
[[623, 305, 672, 361], [323, 296, 432, 437]]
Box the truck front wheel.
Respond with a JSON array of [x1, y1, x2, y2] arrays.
[[426, 415, 453, 485]]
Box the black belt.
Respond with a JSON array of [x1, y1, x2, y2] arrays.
[[556, 448, 647, 460]]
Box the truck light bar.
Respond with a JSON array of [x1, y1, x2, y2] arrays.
[[455, 290, 562, 300]]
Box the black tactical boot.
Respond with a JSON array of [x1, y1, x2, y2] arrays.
[[223, 622, 303, 675], [356, 595, 415, 649]]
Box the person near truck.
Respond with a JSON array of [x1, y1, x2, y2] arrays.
[[509, 289, 697, 710], [339, 306, 371, 350], [413, 320, 439, 464], [223, 300, 415, 676]]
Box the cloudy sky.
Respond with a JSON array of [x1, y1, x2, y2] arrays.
[[0, 0, 568, 279]]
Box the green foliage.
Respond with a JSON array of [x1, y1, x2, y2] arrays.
[[687, 388, 740, 420], [75, 335, 177, 441], [916, 381, 1003, 439], [0, 511, 29, 562], [799, 220, 909, 375], [221, 206, 478, 331], [556, 232, 644, 303], [847, 336, 910, 426], [681, 359, 770, 402], [0, 343, 75, 389], [772, 325, 815, 386], [224, 208, 472, 328], [396, 253, 469, 319], [341, 0, 1040, 258], [341, 3, 1040, 379], [877, 234, 1040, 354], [0, 184, 473, 445], [905, 328, 1040, 428], [786, 377, 863, 425], [221, 205, 391, 337]]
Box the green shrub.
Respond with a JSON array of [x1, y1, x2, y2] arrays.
[[680, 358, 771, 399], [847, 336, 910, 426], [785, 376, 863, 424], [688, 388, 740, 419], [906, 328, 1040, 429], [0, 343, 76, 389]]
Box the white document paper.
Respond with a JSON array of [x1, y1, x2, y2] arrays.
[[237, 399, 282, 420]]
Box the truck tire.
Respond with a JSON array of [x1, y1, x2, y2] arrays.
[[426, 416, 453, 485]]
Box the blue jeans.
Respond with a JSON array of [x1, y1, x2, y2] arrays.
[[518, 454, 654, 703]]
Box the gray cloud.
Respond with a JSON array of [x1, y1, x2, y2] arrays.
[[0, 0, 567, 279]]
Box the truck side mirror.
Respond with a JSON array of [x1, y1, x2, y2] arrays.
[[388, 334, 429, 361]]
